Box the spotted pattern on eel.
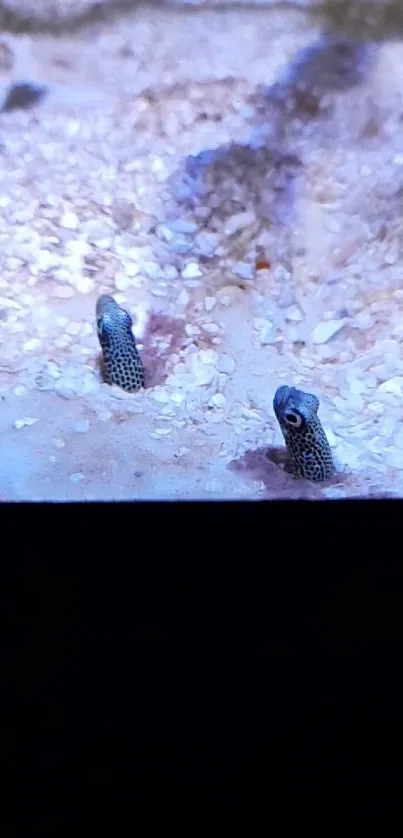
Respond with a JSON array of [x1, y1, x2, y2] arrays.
[[96, 294, 145, 392], [273, 385, 334, 482]]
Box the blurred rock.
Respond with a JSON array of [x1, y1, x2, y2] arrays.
[[1, 80, 47, 111]]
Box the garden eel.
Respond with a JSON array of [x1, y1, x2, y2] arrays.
[[273, 385, 334, 482], [96, 294, 145, 392]]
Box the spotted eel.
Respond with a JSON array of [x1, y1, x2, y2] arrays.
[[96, 294, 145, 392], [273, 385, 334, 482]]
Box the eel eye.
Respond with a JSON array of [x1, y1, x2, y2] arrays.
[[284, 411, 303, 429]]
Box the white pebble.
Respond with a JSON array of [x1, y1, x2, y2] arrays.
[[73, 420, 90, 433], [115, 272, 130, 292], [14, 417, 40, 429], [81, 220, 112, 243], [23, 338, 41, 351], [204, 296, 216, 312], [169, 219, 198, 234], [185, 324, 200, 337], [76, 276, 93, 294], [259, 323, 276, 345], [66, 239, 92, 258], [204, 479, 223, 493], [312, 319, 346, 345], [37, 250, 59, 272], [177, 289, 190, 307], [199, 349, 218, 365], [53, 286, 74, 299], [52, 438, 65, 448], [210, 393, 226, 408], [217, 354, 236, 374], [378, 377, 403, 397], [181, 262, 202, 280], [285, 305, 303, 322], [14, 386, 27, 396], [153, 427, 171, 436], [126, 263, 140, 277], [224, 211, 256, 236], [152, 388, 170, 404], [61, 211, 80, 230], [66, 321, 82, 336], [69, 472, 85, 483], [56, 316, 69, 328], [55, 336, 71, 348], [202, 322, 220, 334], [170, 391, 185, 404], [232, 262, 254, 280], [144, 261, 164, 280]]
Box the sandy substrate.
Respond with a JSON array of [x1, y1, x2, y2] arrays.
[[1, 3, 403, 499]]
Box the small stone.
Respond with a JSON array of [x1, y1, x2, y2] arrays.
[[259, 323, 276, 345], [66, 321, 81, 336], [52, 438, 65, 448], [66, 240, 92, 258], [54, 336, 71, 348], [232, 262, 254, 280], [69, 472, 85, 483], [171, 236, 191, 254], [56, 316, 69, 328], [384, 239, 400, 266], [378, 377, 403, 397], [144, 261, 164, 280], [202, 323, 220, 334], [204, 296, 216, 312], [190, 353, 217, 386], [224, 211, 256, 236], [181, 262, 202, 279], [204, 479, 223, 493], [353, 312, 373, 331], [14, 386, 27, 396], [153, 427, 171, 436], [37, 250, 59, 272], [312, 319, 346, 345], [194, 231, 219, 256], [278, 284, 294, 308], [81, 220, 113, 244], [184, 279, 201, 288], [175, 447, 189, 457], [14, 417, 40, 429], [285, 305, 303, 322], [112, 200, 134, 230], [23, 338, 41, 351], [76, 276, 94, 294], [177, 289, 189, 307], [126, 263, 140, 278], [217, 354, 236, 374], [73, 420, 90, 433], [185, 324, 200, 337], [199, 349, 218, 365], [52, 286, 74, 299], [157, 224, 173, 242], [152, 388, 170, 404], [170, 391, 185, 404], [115, 273, 130, 292], [61, 211, 79, 230], [210, 393, 226, 408], [168, 219, 198, 234]]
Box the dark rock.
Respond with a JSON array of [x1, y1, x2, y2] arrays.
[[2, 82, 48, 113]]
